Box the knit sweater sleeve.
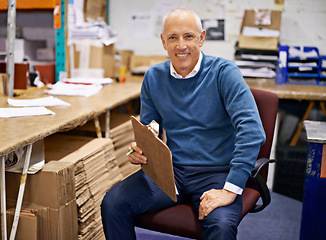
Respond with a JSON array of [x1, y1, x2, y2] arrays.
[[217, 60, 266, 190], [139, 68, 162, 127]]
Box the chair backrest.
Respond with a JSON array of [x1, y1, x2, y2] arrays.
[[250, 88, 279, 181]]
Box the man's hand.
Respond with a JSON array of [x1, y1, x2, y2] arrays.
[[127, 142, 147, 165], [198, 189, 237, 220]]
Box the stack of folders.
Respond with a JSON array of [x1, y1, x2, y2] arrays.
[[110, 116, 141, 179]]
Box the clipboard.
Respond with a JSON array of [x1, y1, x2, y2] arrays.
[[131, 116, 177, 202]]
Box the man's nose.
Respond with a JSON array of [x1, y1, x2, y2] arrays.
[[176, 38, 187, 50]]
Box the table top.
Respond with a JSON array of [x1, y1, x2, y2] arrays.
[[0, 81, 142, 156], [245, 79, 326, 101]]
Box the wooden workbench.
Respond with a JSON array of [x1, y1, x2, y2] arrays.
[[0, 80, 142, 240], [0, 81, 142, 156]]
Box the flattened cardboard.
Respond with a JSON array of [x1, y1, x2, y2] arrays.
[[131, 116, 177, 202]]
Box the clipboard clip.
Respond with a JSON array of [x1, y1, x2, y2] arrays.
[[147, 120, 159, 137]]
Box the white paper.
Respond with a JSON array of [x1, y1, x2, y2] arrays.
[[45, 81, 102, 97], [130, 11, 153, 39], [8, 96, 71, 107], [239, 67, 276, 78], [63, 77, 113, 85], [0, 107, 55, 118], [242, 26, 280, 37]]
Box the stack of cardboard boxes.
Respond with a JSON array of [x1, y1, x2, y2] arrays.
[[4, 134, 124, 239]]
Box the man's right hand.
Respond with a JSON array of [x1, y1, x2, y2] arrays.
[[127, 142, 147, 165]]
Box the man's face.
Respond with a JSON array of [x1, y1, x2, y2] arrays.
[[161, 13, 206, 78]]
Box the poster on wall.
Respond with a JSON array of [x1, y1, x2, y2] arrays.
[[201, 19, 225, 41], [130, 11, 153, 39]]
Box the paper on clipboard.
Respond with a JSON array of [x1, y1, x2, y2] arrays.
[[131, 116, 177, 202]]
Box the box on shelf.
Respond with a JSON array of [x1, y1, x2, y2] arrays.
[[239, 9, 282, 51], [130, 55, 169, 75], [68, 40, 115, 78], [0, 61, 30, 89]]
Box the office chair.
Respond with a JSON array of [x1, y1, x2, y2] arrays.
[[135, 88, 279, 239]]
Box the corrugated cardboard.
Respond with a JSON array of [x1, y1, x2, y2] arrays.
[[6, 201, 51, 240], [5, 161, 76, 209], [49, 200, 78, 240], [84, 0, 106, 21], [239, 10, 282, 50], [69, 41, 115, 78], [5, 208, 38, 240]]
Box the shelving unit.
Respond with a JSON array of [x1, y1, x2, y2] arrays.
[[319, 55, 326, 85], [277, 45, 323, 85], [0, 0, 57, 10]]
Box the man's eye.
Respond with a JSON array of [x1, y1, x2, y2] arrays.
[[186, 35, 194, 39], [169, 36, 176, 40]]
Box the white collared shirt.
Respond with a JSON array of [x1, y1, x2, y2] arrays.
[[170, 52, 203, 79]]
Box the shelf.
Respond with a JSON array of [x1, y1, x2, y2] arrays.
[[0, 0, 57, 10]]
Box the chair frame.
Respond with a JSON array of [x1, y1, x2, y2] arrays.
[[135, 88, 279, 240]]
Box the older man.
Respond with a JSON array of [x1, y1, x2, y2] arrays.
[[101, 8, 265, 240]]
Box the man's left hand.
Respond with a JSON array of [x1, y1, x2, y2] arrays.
[[198, 189, 237, 220]]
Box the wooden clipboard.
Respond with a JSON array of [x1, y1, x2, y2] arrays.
[[131, 116, 177, 202]]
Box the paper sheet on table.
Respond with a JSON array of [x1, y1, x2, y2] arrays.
[[131, 116, 177, 202], [7, 96, 71, 107], [44, 81, 102, 97], [0, 107, 55, 118], [63, 77, 113, 85]]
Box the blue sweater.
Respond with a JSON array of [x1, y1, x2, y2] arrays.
[[140, 53, 266, 189]]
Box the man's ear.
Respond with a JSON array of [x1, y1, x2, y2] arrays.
[[199, 30, 206, 47], [161, 34, 167, 50]]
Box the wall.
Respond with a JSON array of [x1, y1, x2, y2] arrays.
[[109, 0, 326, 60]]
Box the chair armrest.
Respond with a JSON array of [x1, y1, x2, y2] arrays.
[[249, 158, 276, 213]]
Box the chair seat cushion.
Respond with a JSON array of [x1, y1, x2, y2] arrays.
[[135, 204, 202, 239]]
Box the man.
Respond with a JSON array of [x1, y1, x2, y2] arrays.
[[101, 8, 265, 240]]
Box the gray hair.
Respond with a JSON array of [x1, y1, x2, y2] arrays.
[[161, 8, 203, 37]]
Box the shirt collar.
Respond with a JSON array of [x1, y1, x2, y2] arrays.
[[170, 52, 203, 79]]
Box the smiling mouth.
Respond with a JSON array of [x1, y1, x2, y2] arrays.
[[176, 53, 190, 57]]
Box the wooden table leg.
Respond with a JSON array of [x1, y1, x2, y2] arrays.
[[105, 111, 110, 138], [320, 101, 326, 115], [94, 116, 102, 138], [290, 101, 315, 146]]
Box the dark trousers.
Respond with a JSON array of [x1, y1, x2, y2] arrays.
[[101, 165, 242, 240]]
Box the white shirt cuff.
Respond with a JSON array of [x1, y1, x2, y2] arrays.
[[223, 182, 243, 195]]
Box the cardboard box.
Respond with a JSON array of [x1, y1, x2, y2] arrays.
[[5, 200, 78, 240], [69, 40, 115, 78], [238, 10, 282, 50], [6, 201, 51, 240], [5, 208, 38, 240], [5, 161, 76, 209], [130, 55, 169, 75], [84, 0, 106, 21], [34, 62, 56, 84], [49, 200, 78, 240]]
